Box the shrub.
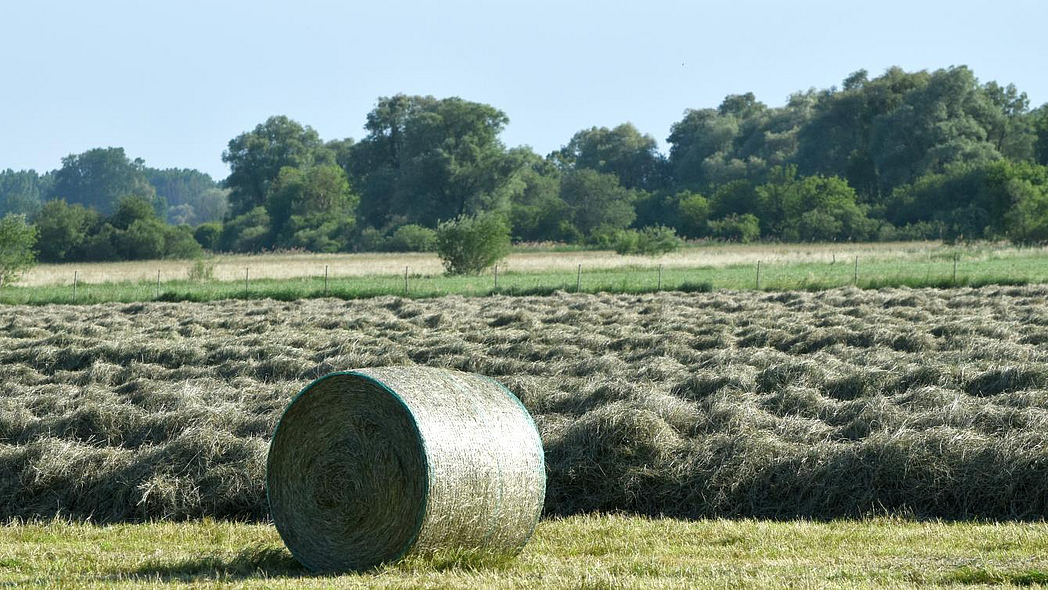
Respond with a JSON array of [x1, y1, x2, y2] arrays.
[[709, 213, 761, 243], [187, 257, 216, 281], [387, 224, 437, 252], [162, 225, 205, 259], [613, 226, 683, 256], [436, 213, 510, 275], [193, 222, 223, 251], [32, 200, 100, 262], [0, 213, 36, 287]]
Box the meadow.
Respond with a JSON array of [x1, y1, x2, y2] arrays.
[[4, 241, 1047, 305]]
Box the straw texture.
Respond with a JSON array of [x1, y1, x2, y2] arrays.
[[266, 366, 546, 573]]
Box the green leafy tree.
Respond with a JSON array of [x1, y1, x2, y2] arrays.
[[556, 123, 667, 190], [756, 166, 874, 241], [266, 164, 358, 248], [612, 225, 683, 256], [386, 224, 437, 252], [559, 169, 636, 238], [1033, 105, 1048, 166], [145, 168, 227, 224], [222, 116, 333, 216], [193, 222, 223, 250], [0, 169, 47, 217], [435, 212, 510, 275], [675, 191, 711, 238], [0, 214, 36, 287], [219, 207, 272, 253], [50, 148, 156, 215], [708, 213, 761, 242], [33, 200, 101, 262], [870, 66, 1005, 194], [349, 95, 519, 228]]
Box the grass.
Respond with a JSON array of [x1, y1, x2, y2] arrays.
[[4, 287, 1048, 522], [3, 515, 1048, 588], [3, 242, 1047, 305]]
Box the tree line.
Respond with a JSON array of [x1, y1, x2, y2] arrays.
[[3, 65, 1048, 269]]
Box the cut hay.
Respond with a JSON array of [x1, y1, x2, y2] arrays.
[[265, 367, 545, 573]]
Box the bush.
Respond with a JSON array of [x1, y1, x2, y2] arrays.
[[709, 214, 761, 243], [436, 213, 510, 275], [32, 200, 100, 262], [219, 207, 271, 253], [187, 257, 216, 281], [613, 226, 683, 256], [193, 222, 222, 250], [0, 214, 36, 287], [387, 224, 437, 252], [162, 225, 205, 259]]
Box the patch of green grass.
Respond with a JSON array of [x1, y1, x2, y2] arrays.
[[3, 516, 1048, 588], [2, 251, 1046, 305]]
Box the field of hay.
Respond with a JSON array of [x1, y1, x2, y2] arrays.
[[3, 286, 1048, 523]]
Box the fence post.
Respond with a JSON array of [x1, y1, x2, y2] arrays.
[[404, 266, 409, 294], [657, 264, 663, 291], [853, 256, 858, 285], [755, 260, 761, 290], [73, 270, 78, 301], [576, 264, 582, 293], [494, 264, 499, 290], [953, 253, 958, 283], [324, 265, 329, 296], [245, 268, 249, 292], [156, 270, 161, 298]]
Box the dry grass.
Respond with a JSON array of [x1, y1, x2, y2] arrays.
[[20, 241, 1042, 287], [3, 286, 1048, 522]]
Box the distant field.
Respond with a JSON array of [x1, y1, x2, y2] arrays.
[[19, 241, 963, 286], [3, 516, 1047, 589], [4, 241, 1048, 305]]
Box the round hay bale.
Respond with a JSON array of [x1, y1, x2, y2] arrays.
[[266, 366, 546, 573]]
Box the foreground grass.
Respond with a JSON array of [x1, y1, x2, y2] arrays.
[[3, 245, 1047, 304], [2, 515, 1048, 589]]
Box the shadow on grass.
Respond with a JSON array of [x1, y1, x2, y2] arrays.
[[123, 544, 309, 582], [119, 544, 516, 582]]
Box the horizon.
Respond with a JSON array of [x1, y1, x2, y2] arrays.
[[3, 0, 1046, 180]]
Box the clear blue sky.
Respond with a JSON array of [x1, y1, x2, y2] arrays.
[[2, 0, 1045, 180]]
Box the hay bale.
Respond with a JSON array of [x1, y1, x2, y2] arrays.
[[266, 366, 545, 573]]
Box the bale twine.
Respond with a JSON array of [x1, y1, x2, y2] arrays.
[[266, 366, 546, 573]]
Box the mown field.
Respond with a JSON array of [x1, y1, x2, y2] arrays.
[[3, 286, 1048, 522], [4, 241, 1047, 305], [4, 516, 1048, 589]]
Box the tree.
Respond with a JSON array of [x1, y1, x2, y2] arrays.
[[559, 169, 636, 237], [612, 225, 682, 256], [756, 166, 874, 241], [222, 116, 333, 216], [266, 164, 358, 247], [0, 214, 36, 287], [0, 169, 47, 217], [870, 66, 1004, 194], [33, 200, 101, 262], [709, 213, 760, 242], [435, 212, 510, 275], [348, 95, 519, 228], [145, 168, 227, 224], [556, 123, 667, 190], [50, 148, 155, 215]]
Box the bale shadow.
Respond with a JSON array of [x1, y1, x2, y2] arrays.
[[122, 544, 309, 582]]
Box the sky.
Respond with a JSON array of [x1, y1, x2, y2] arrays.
[[2, 0, 1046, 180]]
